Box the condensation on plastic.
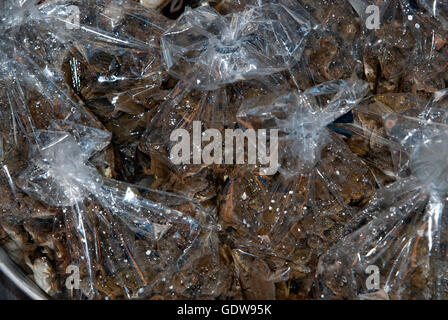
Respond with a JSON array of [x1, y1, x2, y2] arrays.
[[161, 2, 312, 90], [316, 90, 448, 300]]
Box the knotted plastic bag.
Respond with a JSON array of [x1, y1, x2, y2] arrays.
[[4, 0, 172, 183], [317, 91, 448, 299], [140, 2, 313, 199], [237, 78, 369, 176], [161, 2, 312, 90], [0, 2, 230, 299], [213, 79, 377, 299], [16, 121, 228, 299]]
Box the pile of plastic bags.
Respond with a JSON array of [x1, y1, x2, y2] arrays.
[[0, 0, 447, 299]]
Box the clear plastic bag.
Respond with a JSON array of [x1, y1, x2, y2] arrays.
[[212, 78, 378, 299], [5, 0, 172, 183], [237, 78, 369, 176], [161, 2, 312, 90], [317, 91, 448, 299], [141, 1, 312, 197], [0, 58, 229, 300], [15, 123, 224, 299], [0, 1, 232, 300]]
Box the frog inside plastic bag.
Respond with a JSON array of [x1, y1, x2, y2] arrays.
[[213, 78, 378, 299], [317, 90, 448, 300], [140, 1, 313, 196], [4, 0, 173, 184], [16, 122, 227, 299], [334, 92, 424, 186], [347, 0, 448, 98], [0, 2, 232, 300]]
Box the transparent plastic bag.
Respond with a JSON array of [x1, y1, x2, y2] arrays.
[[39, 0, 171, 109], [0, 42, 87, 297], [161, 2, 312, 90], [0, 2, 231, 300], [337, 90, 448, 186], [348, 0, 448, 98], [212, 78, 377, 299], [1, 0, 446, 301], [317, 94, 448, 299], [3, 0, 172, 183], [217, 138, 378, 299], [0, 57, 228, 299], [15, 123, 226, 299], [237, 78, 369, 176], [285, 0, 365, 88]]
